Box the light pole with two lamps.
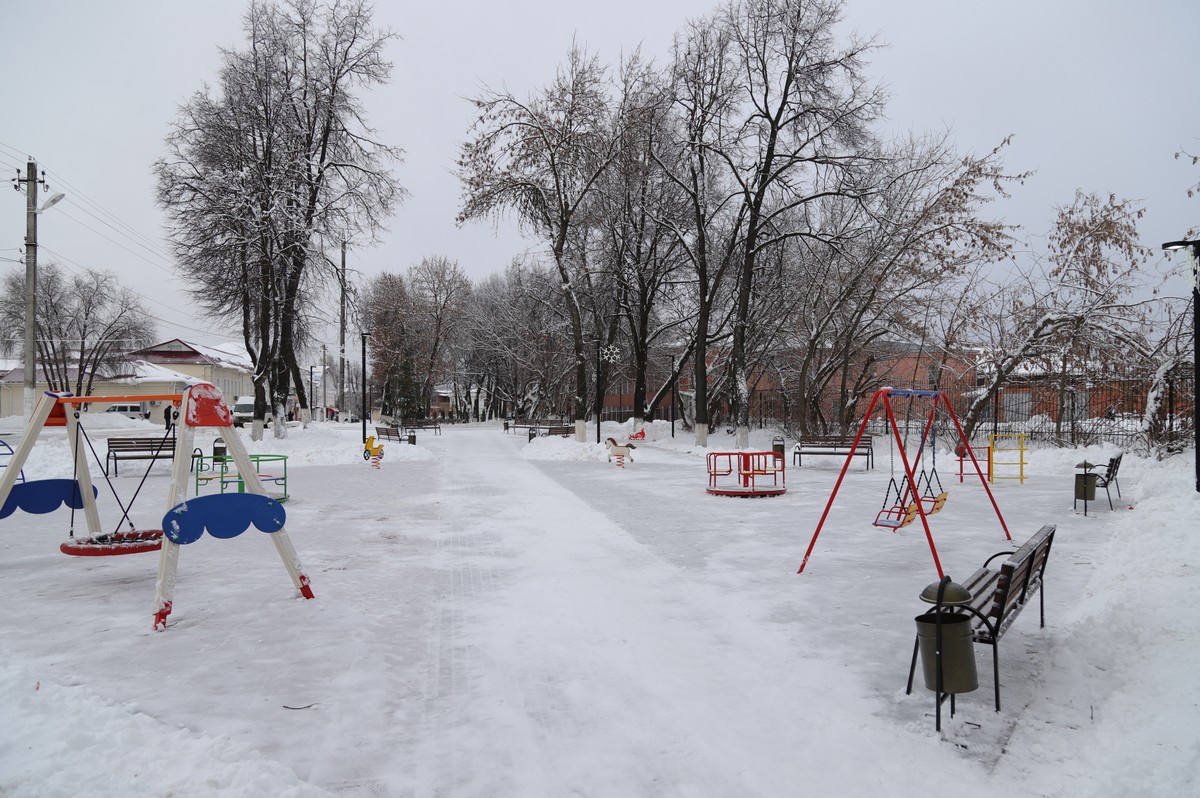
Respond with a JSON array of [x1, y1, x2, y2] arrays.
[[14, 159, 65, 419], [1160, 239, 1200, 493]]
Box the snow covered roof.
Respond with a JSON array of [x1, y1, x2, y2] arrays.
[[127, 339, 253, 373], [108, 360, 198, 385], [185, 341, 254, 372]]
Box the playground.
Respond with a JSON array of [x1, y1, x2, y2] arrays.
[[0, 408, 1196, 796]]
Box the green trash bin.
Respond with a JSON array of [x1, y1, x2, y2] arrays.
[[914, 613, 979, 694], [1074, 472, 1097, 501]]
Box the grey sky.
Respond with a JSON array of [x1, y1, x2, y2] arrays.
[[2, 0, 1197, 350]]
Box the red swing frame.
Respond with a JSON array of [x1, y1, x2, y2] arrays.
[[797, 388, 1010, 578]]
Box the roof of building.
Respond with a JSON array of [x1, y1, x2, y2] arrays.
[[127, 339, 253, 372]]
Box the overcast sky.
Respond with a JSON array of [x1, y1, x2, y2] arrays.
[[2, 0, 1198, 352]]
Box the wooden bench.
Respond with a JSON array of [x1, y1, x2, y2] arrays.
[[527, 424, 573, 441], [375, 426, 406, 443], [906, 523, 1056, 711], [793, 435, 874, 469], [105, 436, 176, 477], [401, 418, 441, 435]]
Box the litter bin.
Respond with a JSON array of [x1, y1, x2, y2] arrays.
[[213, 439, 227, 463], [528, 427, 538, 443], [408, 432, 416, 446], [914, 613, 979, 694], [772, 436, 785, 459], [1074, 472, 1097, 501], [503, 420, 509, 432]]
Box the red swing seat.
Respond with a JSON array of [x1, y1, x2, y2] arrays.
[[60, 529, 163, 557], [873, 502, 919, 529]]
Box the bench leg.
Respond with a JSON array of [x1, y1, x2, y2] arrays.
[[905, 634, 920, 695], [991, 642, 1001, 712]]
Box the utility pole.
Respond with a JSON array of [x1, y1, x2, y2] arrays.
[[338, 241, 346, 419], [22, 161, 38, 420], [321, 342, 327, 420], [16, 160, 43, 420]]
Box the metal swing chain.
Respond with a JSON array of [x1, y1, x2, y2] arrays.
[[73, 413, 168, 534], [113, 420, 179, 532]]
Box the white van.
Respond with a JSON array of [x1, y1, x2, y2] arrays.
[[232, 396, 272, 427], [104, 403, 147, 419]]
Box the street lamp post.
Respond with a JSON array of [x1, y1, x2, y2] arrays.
[[1161, 239, 1200, 493], [596, 339, 602, 444], [596, 341, 621, 444], [361, 332, 371, 444], [14, 159, 65, 419]]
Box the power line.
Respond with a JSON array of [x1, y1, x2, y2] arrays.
[[49, 205, 176, 276], [41, 165, 174, 262], [36, 245, 233, 340]]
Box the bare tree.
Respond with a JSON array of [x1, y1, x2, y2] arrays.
[[1, 263, 156, 395], [406, 256, 471, 414], [960, 192, 1156, 437], [458, 42, 626, 440], [156, 0, 403, 439]]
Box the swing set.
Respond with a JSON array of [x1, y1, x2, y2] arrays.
[[0, 393, 180, 556], [0, 386, 315, 630], [797, 388, 1011, 578]]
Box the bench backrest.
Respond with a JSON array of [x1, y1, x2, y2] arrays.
[[108, 437, 174, 451], [800, 435, 865, 446], [982, 524, 1055, 635], [1103, 453, 1122, 481]]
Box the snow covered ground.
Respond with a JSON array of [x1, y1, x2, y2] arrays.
[[0, 415, 1196, 796]]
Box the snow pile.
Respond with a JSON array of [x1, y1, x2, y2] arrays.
[[519, 434, 608, 462], [0, 662, 328, 797]]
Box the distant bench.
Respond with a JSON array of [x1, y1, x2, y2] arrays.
[[375, 426, 406, 443], [401, 418, 441, 435], [792, 435, 874, 469], [105, 436, 176, 477], [501, 417, 566, 436], [525, 424, 573, 441], [906, 523, 1056, 711]]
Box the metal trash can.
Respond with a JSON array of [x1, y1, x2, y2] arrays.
[[408, 432, 416, 446], [213, 439, 227, 462], [1074, 472, 1097, 501], [914, 613, 979, 694], [503, 420, 509, 432], [528, 427, 537, 443], [772, 436, 785, 458]]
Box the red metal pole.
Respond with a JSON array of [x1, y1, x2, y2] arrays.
[[885, 393, 944, 579], [798, 389, 884, 574], [941, 393, 1011, 541]]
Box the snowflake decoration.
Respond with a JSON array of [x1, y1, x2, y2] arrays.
[[600, 344, 622, 363]]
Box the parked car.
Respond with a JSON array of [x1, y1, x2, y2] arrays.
[[104, 403, 147, 419]]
